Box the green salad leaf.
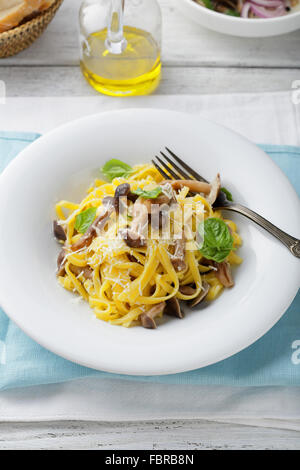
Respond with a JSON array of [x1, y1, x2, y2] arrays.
[[202, 0, 213, 9], [101, 159, 132, 182], [221, 187, 233, 202], [198, 217, 234, 263], [132, 187, 162, 199], [75, 207, 97, 234], [225, 9, 240, 16]]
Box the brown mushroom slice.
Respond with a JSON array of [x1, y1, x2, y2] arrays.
[[53, 220, 66, 242], [114, 183, 130, 214], [114, 183, 130, 198], [179, 285, 195, 296], [165, 297, 184, 319], [57, 247, 67, 277], [71, 201, 114, 252], [70, 220, 95, 252], [141, 194, 171, 215], [69, 264, 93, 280], [155, 194, 173, 205], [119, 199, 148, 248], [214, 261, 234, 288], [163, 180, 211, 194], [134, 190, 173, 232], [190, 281, 210, 307], [119, 228, 147, 248], [113, 183, 138, 214], [140, 302, 166, 329], [127, 253, 139, 263], [171, 237, 186, 272], [207, 173, 221, 205]]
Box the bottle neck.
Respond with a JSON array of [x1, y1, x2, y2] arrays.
[[105, 0, 127, 54]]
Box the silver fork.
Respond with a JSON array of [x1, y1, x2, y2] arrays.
[[152, 147, 300, 259]]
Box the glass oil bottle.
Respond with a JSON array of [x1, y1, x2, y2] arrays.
[[79, 0, 162, 97]]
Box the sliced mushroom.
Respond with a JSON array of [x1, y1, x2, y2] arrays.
[[179, 285, 195, 295], [69, 264, 93, 280], [127, 253, 139, 263], [207, 174, 221, 205], [114, 183, 130, 214], [113, 183, 138, 214], [119, 199, 148, 248], [171, 237, 186, 272], [53, 220, 66, 242], [198, 256, 218, 274], [141, 194, 172, 215], [119, 228, 147, 248], [164, 180, 211, 194], [71, 200, 114, 252], [57, 247, 67, 277], [214, 261, 234, 288], [140, 194, 171, 231], [114, 183, 130, 198], [190, 281, 210, 307], [140, 302, 166, 329], [165, 297, 184, 319]]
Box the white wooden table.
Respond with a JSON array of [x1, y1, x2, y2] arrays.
[[0, 0, 300, 450], [1, 0, 300, 96]]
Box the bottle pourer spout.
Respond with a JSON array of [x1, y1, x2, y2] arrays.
[[105, 0, 127, 54]]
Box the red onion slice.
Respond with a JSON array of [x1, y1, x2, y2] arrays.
[[250, 3, 286, 16], [251, 0, 284, 7], [241, 1, 252, 16]]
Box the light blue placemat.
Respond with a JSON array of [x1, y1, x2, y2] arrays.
[[0, 132, 299, 390]]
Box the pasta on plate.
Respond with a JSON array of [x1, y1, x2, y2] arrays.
[[54, 160, 243, 329]]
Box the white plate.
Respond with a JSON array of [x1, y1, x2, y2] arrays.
[[0, 109, 299, 376], [175, 0, 300, 37]]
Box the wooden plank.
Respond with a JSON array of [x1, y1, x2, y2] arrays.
[[0, 420, 299, 450], [0, 66, 298, 96], [0, 0, 300, 68]]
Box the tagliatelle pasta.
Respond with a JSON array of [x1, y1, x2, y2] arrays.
[[54, 163, 243, 329]]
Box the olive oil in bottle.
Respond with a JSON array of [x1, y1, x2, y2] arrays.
[[80, 26, 161, 97], [79, 0, 162, 97]]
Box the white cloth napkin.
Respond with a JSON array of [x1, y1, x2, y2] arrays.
[[0, 91, 299, 425], [1, 91, 299, 145]]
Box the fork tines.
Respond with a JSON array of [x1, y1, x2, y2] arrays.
[[152, 147, 208, 183]]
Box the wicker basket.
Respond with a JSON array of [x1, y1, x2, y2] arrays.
[[0, 0, 64, 58]]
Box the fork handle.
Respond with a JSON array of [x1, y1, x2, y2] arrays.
[[221, 203, 300, 258]]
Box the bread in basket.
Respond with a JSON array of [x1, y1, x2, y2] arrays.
[[0, 0, 63, 58]]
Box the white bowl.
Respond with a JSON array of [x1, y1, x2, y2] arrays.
[[175, 0, 300, 37], [0, 109, 299, 376]]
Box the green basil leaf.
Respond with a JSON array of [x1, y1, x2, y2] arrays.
[[198, 217, 234, 263], [221, 187, 233, 202], [101, 159, 132, 182], [225, 9, 240, 16], [75, 207, 97, 234], [202, 0, 213, 9], [132, 187, 162, 199]]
